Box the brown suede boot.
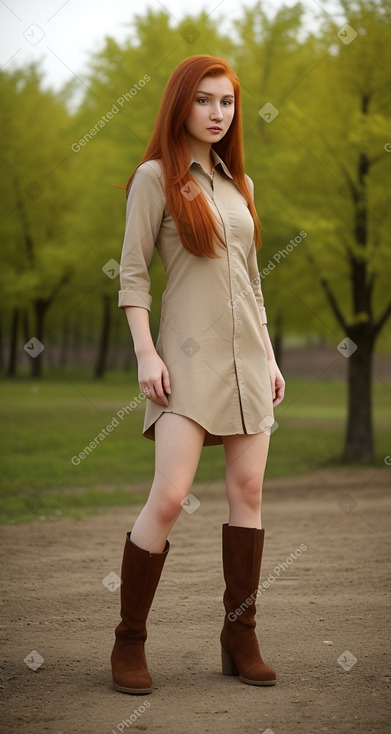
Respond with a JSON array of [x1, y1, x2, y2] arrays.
[[220, 523, 276, 686], [111, 532, 169, 694]]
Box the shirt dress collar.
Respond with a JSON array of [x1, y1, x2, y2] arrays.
[[189, 149, 233, 180]]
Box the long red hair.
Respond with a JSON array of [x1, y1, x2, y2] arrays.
[[126, 55, 261, 258]]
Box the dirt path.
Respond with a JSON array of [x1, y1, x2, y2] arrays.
[[1, 467, 390, 734]]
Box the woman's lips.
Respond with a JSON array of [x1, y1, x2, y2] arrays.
[[207, 127, 222, 133]]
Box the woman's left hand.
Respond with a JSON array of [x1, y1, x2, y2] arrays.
[[268, 358, 285, 408]]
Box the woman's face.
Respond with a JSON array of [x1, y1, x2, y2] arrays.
[[184, 74, 235, 146]]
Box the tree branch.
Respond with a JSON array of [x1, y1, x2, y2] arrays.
[[319, 276, 348, 332], [374, 301, 391, 338], [303, 247, 348, 331]]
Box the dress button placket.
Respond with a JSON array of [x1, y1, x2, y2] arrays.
[[194, 165, 248, 431], [215, 179, 247, 431]]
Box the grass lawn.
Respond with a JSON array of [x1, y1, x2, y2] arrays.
[[1, 370, 390, 524]]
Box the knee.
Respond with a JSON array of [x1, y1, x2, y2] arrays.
[[150, 484, 189, 524], [228, 474, 262, 510]]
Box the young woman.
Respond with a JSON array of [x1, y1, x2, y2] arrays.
[[111, 55, 285, 695]]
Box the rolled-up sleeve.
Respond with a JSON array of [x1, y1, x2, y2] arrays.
[[118, 162, 166, 310], [245, 175, 267, 325]]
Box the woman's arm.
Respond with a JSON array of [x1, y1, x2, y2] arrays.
[[118, 162, 171, 407], [125, 306, 171, 407], [244, 175, 285, 409], [260, 324, 285, 408]]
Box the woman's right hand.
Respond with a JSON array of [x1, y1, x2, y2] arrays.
[[138, 350, 171, 406]]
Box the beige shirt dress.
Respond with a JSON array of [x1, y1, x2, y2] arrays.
[[118, 150, 274, 446]]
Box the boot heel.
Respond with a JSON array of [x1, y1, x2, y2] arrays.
[[221, 646, 238, 676]]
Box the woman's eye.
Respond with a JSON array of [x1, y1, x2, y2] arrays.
[[196, 98, 233, 106]]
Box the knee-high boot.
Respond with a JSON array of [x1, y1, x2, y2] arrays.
[[111, 532, 170, 694], [220, 523, 276, 686]]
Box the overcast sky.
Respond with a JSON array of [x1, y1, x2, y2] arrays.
[[0, 0, 345, 89]]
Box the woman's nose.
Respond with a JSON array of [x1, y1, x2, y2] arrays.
[[210, 105, 223, 120]]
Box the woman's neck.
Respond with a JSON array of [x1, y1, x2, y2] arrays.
[[187, 138, 214, 174]]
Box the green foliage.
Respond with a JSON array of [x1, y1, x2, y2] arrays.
[[0, 65, 73, 308], [235, 1, 391, 343]]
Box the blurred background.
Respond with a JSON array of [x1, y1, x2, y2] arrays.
[[1, 0, 390, 523]]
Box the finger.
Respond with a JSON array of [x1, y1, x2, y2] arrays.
[[162, 368, 171, 395], [152, 381, 169, 406], [140, 382, 166, 406], [273, 386, 285, 407], [148, 393, 165, 407]]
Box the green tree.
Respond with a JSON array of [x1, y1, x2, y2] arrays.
[[235, 1, 391, 460], [283, 0, 391, 460], [0, 65, 75, 378]]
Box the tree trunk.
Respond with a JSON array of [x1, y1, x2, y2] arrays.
[[94, 294, 111, 379], [59, 320, 70, 368], [109, 312, 121, 369], [273, 312, 283, 369], [343, 329, 374, 461], [6, 307, 20, 378], [71, 322, 82, 364], [30, 299, 49, 379], [22, 310, 30, 346], [0, 315, 3, 370]]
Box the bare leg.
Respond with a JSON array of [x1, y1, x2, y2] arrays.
[[222, 432, 270, 528], [130, 413, 205, 553]]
